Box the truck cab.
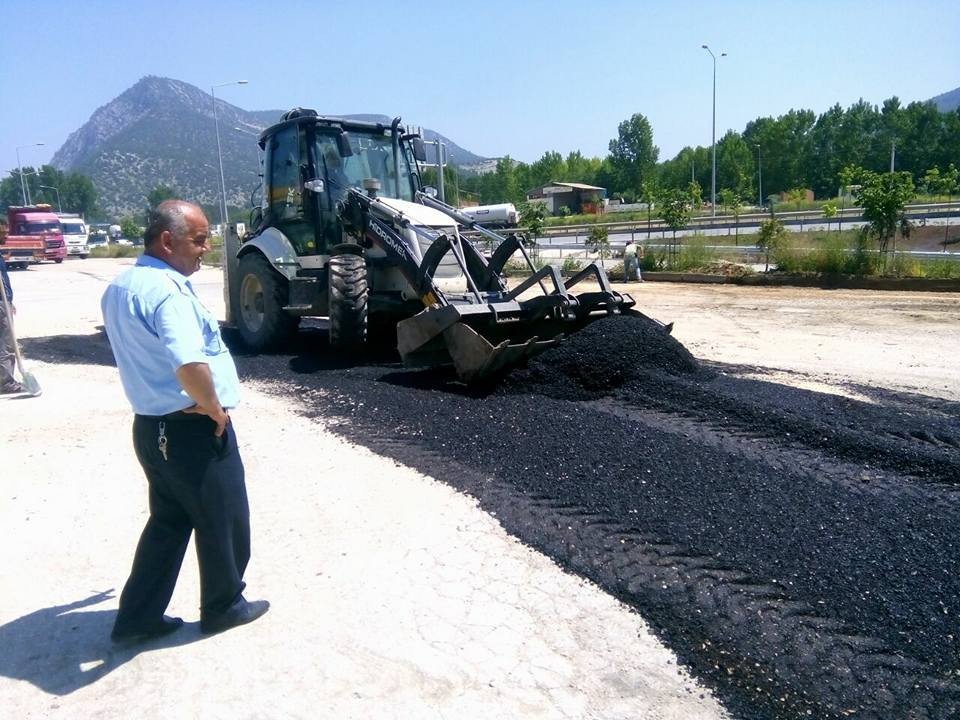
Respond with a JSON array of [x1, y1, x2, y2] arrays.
[[3, 205, 65, 268], [58, 214, 89, 259]]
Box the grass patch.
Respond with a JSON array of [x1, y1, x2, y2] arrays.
[[89, 245, 143, 259]]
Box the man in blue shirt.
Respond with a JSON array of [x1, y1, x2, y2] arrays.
[[0, 255, 24, 394], [102, 200, 269, 642]]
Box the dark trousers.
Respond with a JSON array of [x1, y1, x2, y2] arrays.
[[0, 303, 16, 387], [113, 414, 250, 632]]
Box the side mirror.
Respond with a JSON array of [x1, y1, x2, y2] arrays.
[[412, 137, 427, 162], [338, 132, 353, 158], [304, 179, 325, 193], [422, 186, 438, 198]]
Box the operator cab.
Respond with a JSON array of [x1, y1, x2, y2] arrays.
[[258, 110, 427, 259]]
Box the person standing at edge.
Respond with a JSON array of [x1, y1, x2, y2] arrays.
[[101, 200, 268, 642], [623, 239, 642, 282], [0, 254, 24, 394]]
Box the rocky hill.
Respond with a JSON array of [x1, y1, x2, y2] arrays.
[[51, 76, 491, 216], [929, 85, 960, 113]]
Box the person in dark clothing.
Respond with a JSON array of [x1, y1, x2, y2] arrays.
[[101, 200, 269, 643], [0, 256, 24, 394]]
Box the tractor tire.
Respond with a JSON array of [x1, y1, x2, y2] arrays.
[[236, 253, 299, 350], [328, 253, 368, 350]]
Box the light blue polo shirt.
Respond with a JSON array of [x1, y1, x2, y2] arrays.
[[101, 254, 240, 416]]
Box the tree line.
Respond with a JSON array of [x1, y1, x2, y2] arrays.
[[0, 165, 98, 217], [456, 96, 960, 208]]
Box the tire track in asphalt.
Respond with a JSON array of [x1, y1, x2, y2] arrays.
[[235, 344, 960, 719]]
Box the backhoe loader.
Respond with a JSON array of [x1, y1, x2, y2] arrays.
[[224, 108, 642, 382]]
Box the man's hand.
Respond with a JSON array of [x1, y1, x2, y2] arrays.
[[183, 403, 230, 436], [176, 362, 229, 436]]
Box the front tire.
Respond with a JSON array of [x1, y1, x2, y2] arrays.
[[236, 253, 299, 350], [328, 253, 368, 350]]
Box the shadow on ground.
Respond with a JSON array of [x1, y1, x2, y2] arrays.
[[20, 330, 116, 367], [0, 591, 202, 695]]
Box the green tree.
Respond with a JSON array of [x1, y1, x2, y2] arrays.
[[687, 180, 703, 210], [608, 113, 659, 197], [586, 225, 610, 269], [937, 164, 959, 251], [718, 190, 743, 243], [517, 200, 547, 262], [147, 184, 178, 212], [922, 166, 942, 200], [0, 165, 98, 217], [119, 216, 142, 241], [837, 165, 859, 233], [822, 202, 839, 232], [853, 170, 915, 266], [659, 189, 691, 267], [756, 218, 787, 272]]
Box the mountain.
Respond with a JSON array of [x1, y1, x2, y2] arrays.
[[929, 86, 960, 112], [50, 76, 492, 216]]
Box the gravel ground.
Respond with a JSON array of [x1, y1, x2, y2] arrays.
[[5, 259, 960, 719]]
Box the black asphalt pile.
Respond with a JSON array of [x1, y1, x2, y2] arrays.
[[233, 339, 960, 720], [500, 313, 702, 400]]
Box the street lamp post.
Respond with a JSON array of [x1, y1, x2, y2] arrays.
[[211, 81, 248, 228], [701, 45, 726, 217], [39, 184, 62, 212], [233, 126, 264, 167], [755, 144, 762, 209], [15, 143, 45, 205]]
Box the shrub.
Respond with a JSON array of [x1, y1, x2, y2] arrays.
[[923, 259, 960, 279], [671, 237, 718, 271], [89, 244, 143, 259], [887, 253, 924, 278], [561, 257, 583, 276], [502, 257, 547, 276]]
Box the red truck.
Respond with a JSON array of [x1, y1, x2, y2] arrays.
[[2, 204, 66, 268]]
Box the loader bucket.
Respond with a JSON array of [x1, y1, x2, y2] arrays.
[[396, 307, 560, 382], [442, 322, 561, 383]]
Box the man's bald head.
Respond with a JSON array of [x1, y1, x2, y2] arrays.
[[144, 200, 204, 249]]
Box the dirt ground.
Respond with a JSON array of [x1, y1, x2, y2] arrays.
[[633, 281, 960, 401], [2, 258, 958, 719]]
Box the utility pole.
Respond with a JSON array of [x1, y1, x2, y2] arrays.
[[211, 80, 248, 228], [756, 144, 762, 208], [702, 45, 726, 217]]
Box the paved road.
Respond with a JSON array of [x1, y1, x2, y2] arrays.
[[0, 258, 726, 720]]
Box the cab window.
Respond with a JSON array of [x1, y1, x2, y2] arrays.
[[267, 125, 318, 255]]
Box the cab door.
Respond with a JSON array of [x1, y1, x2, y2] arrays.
[[265, 124, 321, 255]]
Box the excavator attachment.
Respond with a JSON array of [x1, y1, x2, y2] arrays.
[[347, 188, 637, 384], [396, 304, 563, 383]]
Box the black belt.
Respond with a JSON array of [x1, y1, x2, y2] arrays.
[[136, 409, 200, 422]]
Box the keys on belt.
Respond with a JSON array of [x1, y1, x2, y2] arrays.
[[158, 421, 168, 461]]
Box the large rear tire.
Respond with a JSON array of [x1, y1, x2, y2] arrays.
[[328, 253, 368, 350], [236, 253, 299, 350]]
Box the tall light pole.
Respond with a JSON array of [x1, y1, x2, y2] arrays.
[[211, 81, 248, 228], [39, 184, 61, 212], [233, 126, 264, 167], [15, 143, 45, 205], [755, 144, 762, 209], [702, 45, 726, 217]]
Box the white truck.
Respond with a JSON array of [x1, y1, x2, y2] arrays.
[[58, 214, 89, 259], [458, 203, 519, 229]]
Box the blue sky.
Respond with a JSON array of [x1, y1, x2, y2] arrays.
[[1, 0, 957, 178]]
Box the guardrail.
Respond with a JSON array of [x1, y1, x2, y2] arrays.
[[461, 201, 960, 242]]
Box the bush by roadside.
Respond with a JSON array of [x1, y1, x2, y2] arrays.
[[89, 245, 143, 259]]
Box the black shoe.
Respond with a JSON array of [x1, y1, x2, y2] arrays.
[[0, 382, 24, 395], [111, 615, 183, 644], [200, 596, 269, 635]]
